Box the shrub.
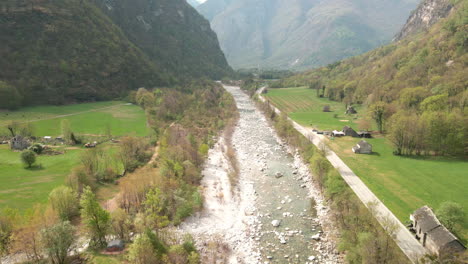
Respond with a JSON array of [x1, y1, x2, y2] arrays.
[[21, 150, 36, 168]]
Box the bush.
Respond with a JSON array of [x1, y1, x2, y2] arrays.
[[21, 150, 36, 168], [29, 144, 44, 155]]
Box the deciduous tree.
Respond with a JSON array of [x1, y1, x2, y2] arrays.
[[80, 186, 110, 249]]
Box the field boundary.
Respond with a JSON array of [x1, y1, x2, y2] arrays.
[[256, 86, 427, 263]]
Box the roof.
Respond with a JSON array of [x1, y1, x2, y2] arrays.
[[412, 206, 466, 252], [413, 206, 441, 233], [428, 225, 464, 250], [107, 240, 125, 248], [357, 140, 371, 147]]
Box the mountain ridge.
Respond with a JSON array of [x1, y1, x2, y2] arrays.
[[198, 0, 420, 70]]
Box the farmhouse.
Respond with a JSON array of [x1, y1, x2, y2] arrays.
[[343, 126, 359, 137], [106, 239, 125, 252], [10, 136, 30, 150], [352, 140, 372, 154], [410, 206, 466, 256]]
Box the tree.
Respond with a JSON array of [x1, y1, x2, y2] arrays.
[[111, 208, 132, 241], [0, 209, 16, 257], [369, 102, 389, 133], [127, 233, 158, 264], [21, 150, 36, 168], [48, 186, 79, 221], [40, 221, 76, 264], [437, 202, 466, 233], [143, 188, 169, 230], [61, 119, 72, 144], [80, 186, 110, 249]]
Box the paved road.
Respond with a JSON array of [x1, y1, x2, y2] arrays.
[[256, 87, 427, 263]]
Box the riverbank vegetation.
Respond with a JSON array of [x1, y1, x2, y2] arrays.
[[0, 80, 237, 263]]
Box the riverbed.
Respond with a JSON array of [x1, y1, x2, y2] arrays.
[[181, 85, 340, 263]]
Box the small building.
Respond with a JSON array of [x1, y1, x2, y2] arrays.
[[343, 126, 359, 137], [332, 130, 345, 137], [352, 140, 372, 154], [345, 106, 357, 114], [357, 131, 372, 138], [10, 136, 30, 150], [106, 240, 125, 252], [410, 206, 466, 256]]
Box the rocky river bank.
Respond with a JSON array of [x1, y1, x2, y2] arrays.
[[181, 85, 342, 263]]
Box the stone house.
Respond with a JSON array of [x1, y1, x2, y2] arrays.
[[410, 206, 466, 256], [10, 136, 30, 150], [352, 140, 372, 154], [106, 239, 125, 252]]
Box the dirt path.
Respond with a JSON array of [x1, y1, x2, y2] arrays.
[[258, 87, 427, 263]]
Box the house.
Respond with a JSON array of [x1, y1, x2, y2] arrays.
[[345, 106, 357, 114], [106, 240, 125, 252], [343, 126, 359, 137], [357, 131, 372, 138], [10, 136, 30, 150], [332, 130, 345, 137], [352, 140, 372, 154], [410, 206, 466, 256]]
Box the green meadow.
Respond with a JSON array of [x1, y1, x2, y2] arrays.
[[0, 102, 148, 211], [0, 101, 149, 137], [265, 87, 468, 241], [264, 87, 366, 131]]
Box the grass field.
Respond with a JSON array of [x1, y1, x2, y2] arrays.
[[0, 101, 148, 137], [0, 101, 148, 211], [265, 87, 468, 241], [264, 87, 366, 131], [0, 144, 81, 210]]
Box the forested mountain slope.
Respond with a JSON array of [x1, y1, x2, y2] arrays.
[[274, 0, 467, 155], [197, 0, 419, 70], [92, 0, 231, 79], [0, 0, 231, 109]]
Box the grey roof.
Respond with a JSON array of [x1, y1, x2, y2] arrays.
[[357, 140, 371, 147], [428, 225, 463, 250], [107, 240, 125, 248], [413, 206, 441, 233], [413, 206, 466, 252]]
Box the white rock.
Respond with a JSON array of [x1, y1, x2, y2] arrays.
[[271, 220, 281, 227]]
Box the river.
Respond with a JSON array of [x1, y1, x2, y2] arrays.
[[181, 85, 340, 264]]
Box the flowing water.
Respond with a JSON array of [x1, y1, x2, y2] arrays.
[[181, 85, 339, 263]]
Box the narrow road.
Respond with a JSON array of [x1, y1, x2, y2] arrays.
[[257, 87, 427, 263]]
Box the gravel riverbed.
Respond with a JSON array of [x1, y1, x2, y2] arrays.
[[181, 85, 342, 264]]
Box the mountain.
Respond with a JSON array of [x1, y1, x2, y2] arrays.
[[197, 0, 420, 70], [0, 0, 231, 109], [274, 0, 467, 153], [394, 0, 453, 41]]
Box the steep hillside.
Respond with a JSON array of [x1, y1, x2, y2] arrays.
[[274, 0, 467, 155], [93, 0, 232, 79], [0, 0, 231, 109], [394, 0, 454, 40], [197, 0, 419, 70]]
